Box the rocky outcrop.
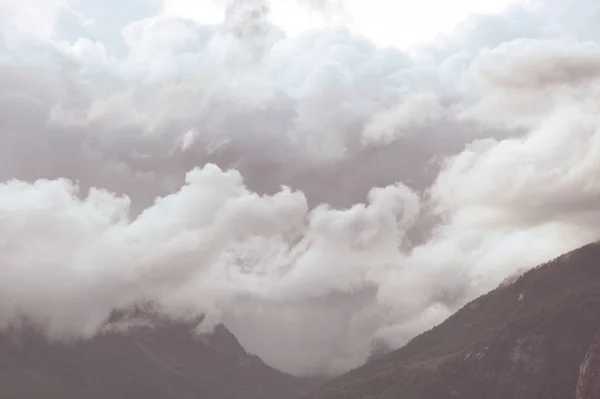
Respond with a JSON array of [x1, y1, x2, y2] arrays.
[[577, 333, 600, 399], [508, 335, 550, 375]]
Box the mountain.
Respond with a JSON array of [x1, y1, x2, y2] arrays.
[[0, 314, 315, 399], [309, 242, 600, 399]]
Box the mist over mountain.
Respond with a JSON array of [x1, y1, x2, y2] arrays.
[[1, 0, 600, 380]]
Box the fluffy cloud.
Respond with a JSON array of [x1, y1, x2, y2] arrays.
[[0, 163, 418, 375], [1, 0, 600, 377]]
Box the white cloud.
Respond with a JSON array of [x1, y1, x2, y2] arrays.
[[0, 0, 68, 39]]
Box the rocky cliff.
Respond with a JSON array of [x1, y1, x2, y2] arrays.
[[577, 333, 600, 399]]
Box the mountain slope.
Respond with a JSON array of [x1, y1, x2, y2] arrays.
[[310, 242, 600, 399], [0, 317, 314, 399]]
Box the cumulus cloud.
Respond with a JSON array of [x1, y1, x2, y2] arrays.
[[0, 163, 418, 375], [1, 0, 600, 377], [436, 38, 600, 231]]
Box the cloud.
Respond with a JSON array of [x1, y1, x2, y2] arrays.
[[2, 0, 600, 378], [362, 92, 447, 144], [458, 39, 600, 128], [435, 38, 600, 231], [0, 163, 419, 375], [0, 0, 68, 38]]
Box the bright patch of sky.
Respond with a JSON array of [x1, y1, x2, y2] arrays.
[[162, 0, 525, 49]]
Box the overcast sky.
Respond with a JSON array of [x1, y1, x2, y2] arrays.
[[2, 0, 600, 377]]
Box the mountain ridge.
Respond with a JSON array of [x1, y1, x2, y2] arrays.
[[0, 314, 317, 399]]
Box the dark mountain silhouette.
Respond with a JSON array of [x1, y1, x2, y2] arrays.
[[0, 312, 316, 399], [309, 242, 600, 399]]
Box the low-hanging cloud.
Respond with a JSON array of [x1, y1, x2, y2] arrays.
[[2, 0, 600, 377]]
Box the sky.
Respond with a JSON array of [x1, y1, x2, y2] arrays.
[[163, 0, 524, 48], [1, 0, 600, 377]]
